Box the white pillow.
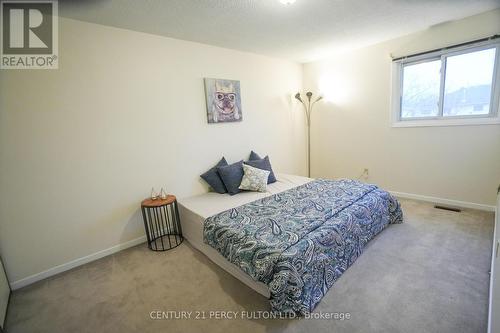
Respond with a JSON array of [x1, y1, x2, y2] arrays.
[[239, 164, 270, 192]]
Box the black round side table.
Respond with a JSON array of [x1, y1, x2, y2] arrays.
[[141, 195, 183, 251]]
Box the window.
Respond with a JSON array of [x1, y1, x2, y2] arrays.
[[392, 40, 500, 127]]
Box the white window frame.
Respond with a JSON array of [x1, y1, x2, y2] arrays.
[[391, 39, 500, 127]]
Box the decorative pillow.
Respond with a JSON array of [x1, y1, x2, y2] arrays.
[[217, 160, 244, 195], [244, 155, 277, 184], [249, 150, 262, 161], [239, 164, 270, 192], [200, 157, 228, 194]]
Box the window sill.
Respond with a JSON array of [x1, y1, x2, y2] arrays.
[[392, 117, 500, 128]]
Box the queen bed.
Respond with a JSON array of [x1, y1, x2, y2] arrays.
[[178, 173, 403, 315]]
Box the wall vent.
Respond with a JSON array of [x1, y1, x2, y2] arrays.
[[434, 205, 461, 212]]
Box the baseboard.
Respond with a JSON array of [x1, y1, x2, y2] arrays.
[[10, 235, 147, 290], [390, 191, 496, 212], [9, 191, 495, 290]]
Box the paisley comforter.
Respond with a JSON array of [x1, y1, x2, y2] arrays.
[[204, 179, 403, 315]]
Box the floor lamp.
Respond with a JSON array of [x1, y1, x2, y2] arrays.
[[295, 92, 323, 178]]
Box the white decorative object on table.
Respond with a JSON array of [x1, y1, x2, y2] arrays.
[[150, 187, 158, 200], [159, 188, 167, 200]]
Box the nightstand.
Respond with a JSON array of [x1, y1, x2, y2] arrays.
[[141, 195, 183, 251]]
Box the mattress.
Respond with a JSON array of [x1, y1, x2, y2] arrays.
[[177, 173, 312, 298]]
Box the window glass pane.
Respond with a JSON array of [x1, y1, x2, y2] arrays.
[[443, 47, 496, 117], [401, 60, 441, 118]]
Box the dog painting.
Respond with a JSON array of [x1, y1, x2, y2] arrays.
[[204, 78, 242, 123]]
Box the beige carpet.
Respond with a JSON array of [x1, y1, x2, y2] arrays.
[[5, 199, 494, 333]]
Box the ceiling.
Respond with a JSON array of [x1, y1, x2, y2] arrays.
[[59, 0, 500, 63]]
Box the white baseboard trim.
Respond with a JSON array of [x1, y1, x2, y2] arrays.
[[9, 191, 495, 290], [10, 235, 146, 290], [390, 191, 496, 212]]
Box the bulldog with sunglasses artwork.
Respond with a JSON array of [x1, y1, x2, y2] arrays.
[[204, 78, 242, 123]]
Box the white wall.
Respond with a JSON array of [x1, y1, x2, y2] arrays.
[[0, 18, 305, 285], [2, 9, 499, 289], [303, 9, 500, 207]]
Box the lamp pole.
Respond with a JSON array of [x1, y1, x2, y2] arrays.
[[295, 92, 322, 178]]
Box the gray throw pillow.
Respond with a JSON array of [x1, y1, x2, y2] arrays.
[[200, 157, 228, 194], [249, 150, 261, 161], [245, 155, 276, 184], [217, 160, 244, 195]]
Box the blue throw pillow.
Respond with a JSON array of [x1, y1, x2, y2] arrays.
[[217, 160, 244, 195], [245, 155, 276, 184], [200, 157, 228, 194], [249, 150, 261, 161]]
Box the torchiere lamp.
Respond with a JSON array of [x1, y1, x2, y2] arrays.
[[295, 92, 323, 178]]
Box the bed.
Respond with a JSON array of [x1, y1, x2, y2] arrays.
[[178, 174, 403, 315]]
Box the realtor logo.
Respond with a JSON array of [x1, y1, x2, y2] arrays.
[[1, 0, 58, 69]]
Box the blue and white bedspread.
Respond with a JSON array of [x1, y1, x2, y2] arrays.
[[203, 179, 403, 315]]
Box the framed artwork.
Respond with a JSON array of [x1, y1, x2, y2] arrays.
[[204, 78, 242, 123]]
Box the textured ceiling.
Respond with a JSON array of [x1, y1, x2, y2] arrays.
[[59, 0, 500, 63]]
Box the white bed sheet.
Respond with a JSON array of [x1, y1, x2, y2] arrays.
[[178, 173, 312, 298]]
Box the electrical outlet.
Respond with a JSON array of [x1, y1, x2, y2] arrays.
[[358, 168, 369, 181]]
